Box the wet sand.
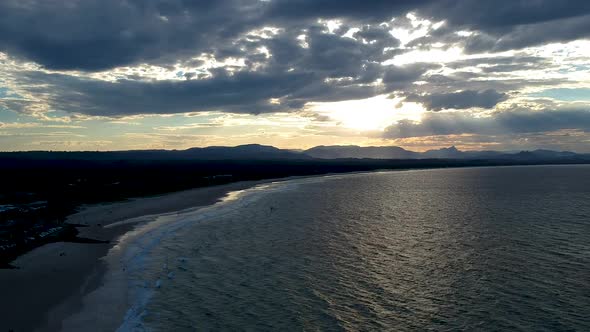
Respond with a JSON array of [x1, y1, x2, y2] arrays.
[[0, 179, 269, 332]]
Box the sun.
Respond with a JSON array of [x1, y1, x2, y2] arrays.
[[309, 95, 426, 131]]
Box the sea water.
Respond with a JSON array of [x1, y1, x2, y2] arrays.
[[115, 165, 590, 331]]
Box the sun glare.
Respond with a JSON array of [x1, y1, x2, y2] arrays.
[[309, 95, 425, 131]]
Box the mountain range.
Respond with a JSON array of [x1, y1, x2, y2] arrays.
[[304, 145, 587, 161], [1, 144, 589, 162]]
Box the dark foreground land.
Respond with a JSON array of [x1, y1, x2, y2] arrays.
[[1, 152, 589, 266]]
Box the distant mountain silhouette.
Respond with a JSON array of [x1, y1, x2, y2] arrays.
[[1, 144, 588, 162], [0, 144, 310, 161], [421, 146, 464, 159], [305, 145, 419, 159], [182, 144, 309, 160], [303, 145, 590, 161]]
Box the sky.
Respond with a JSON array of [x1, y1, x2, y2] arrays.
[[1, 0, 590, 152]]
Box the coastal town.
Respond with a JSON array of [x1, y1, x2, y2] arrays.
[[0, 198, 67, 266]]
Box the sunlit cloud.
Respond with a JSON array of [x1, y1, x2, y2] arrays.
[[0, 1, 589, 151], [309, 95, 425, 131]]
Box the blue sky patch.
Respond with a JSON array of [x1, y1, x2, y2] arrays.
[[530, 88, 590, 102], [0, 108, 22, 122], [0, 87, 23, 99]]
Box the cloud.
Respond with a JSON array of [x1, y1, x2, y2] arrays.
[[462, 15, 590, 53], [406, 68, 568, 100], [11, 61, 421, 117], [262, 24, 399, 79], [2, 0, 588, 73], [423, 1, 590, 52], [413, 2, 590, 52], [265, 0, 435, 22], [383, 108, 590, 138], [383, 63, 440, 90], [0, 0, 588, 151], [4, 23, 436, 118], [1, 13, 420, 117], [266, 1, 590, 52], [0, 122, 84, 129], [13, 70, 315, 116], [268, 0, 590, 35], [445, 55, 550, 71], [404, 89, 508, 111], [0, 0, 269, 71], [425, 1, 590, 30]]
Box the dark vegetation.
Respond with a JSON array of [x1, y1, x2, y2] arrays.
[[1, 145, 589, 267]]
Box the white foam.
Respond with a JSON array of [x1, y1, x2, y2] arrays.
[[67, 173, 363, 331]]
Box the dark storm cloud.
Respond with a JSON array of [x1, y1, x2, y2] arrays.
[[404, 90, 508, 111], [1, 0, 588, 120], [14, 60, 403, 116], [462, 15, 590, 53], [293, 26, 385, 77], [383, 64, 429, 83], [417, 1, 590, 51], [431, 2, 590, 52], [1, 0, 589, 72], [256, 24, 399, 80], [407, 2, 590, 52], [268, 0, 590, 31], [424, 1, 590, 30], [10, 58, 438, 117], [5, 19, 412, 117], [407, 70, 567, 99], [383, 109, 590, 139], [17, 70, 315, 116], [266, 0, 590, 51], [445, 56, 550, 70], [382, 63, 440, 90], [265, 0, 434, 22], [0, 0, 266, 71]]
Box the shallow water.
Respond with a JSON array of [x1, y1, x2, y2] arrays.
[[117, 165, 590, 331]]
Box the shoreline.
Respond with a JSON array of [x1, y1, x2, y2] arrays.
[[0, 178, 279, 332], [1, 164, 586, 331], [1, 170, 378, 331], [0, 167, 436, 331]]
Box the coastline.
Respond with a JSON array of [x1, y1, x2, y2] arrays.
[[0, 178, 276, 332], [1, 169, 389, 332], [1, 164, 584, 331]]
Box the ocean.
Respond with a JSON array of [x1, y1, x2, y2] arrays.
[[105, 165, 589, 331]]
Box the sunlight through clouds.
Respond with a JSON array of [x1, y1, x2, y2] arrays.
[[309, 95, 425, 131], [0, 1, 589, 151]]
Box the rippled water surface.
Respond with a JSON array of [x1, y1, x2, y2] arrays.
[[123, 165, 590, 331]]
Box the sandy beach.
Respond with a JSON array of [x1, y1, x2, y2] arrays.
[[0, 179, 270, 332]]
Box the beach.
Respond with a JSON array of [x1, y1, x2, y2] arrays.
[[2, 166, 588, 331], [0, 179, 270, 332]]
